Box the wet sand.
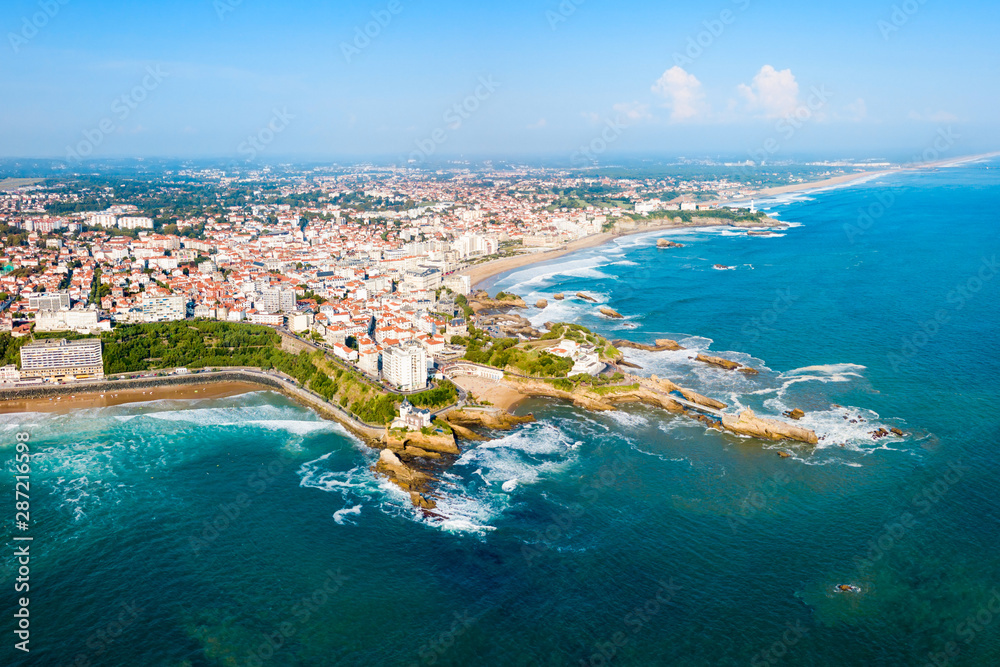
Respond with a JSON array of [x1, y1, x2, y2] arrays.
[[461, 233, 613, 288], [0, 381, 263, 415]]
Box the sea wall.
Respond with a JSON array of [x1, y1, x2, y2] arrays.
[[0, 369, 385, 443]]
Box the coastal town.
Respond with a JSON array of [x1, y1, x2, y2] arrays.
[[0, 164, 807, 388], [0, 164, 843, 509]]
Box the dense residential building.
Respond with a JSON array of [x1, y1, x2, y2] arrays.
[[259, 287, 296, 313], [28, 291, 71, 311], [143, 295, 187, 322], [382, 340, 428, 391], [19, 338, 104, 382]]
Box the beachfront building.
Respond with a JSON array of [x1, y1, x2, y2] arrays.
[[391, 398, 433, 430], [0, 365, 20, 383], [382, 340, 427, 391], [549, 338, 606, 376], [19, 338, 104, 382]]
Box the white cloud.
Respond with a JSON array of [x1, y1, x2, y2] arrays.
[[612, 102, 652, 123], [737, 65, 799, 119], [651, 66, 706, 122]]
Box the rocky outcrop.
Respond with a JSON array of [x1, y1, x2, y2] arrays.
[[374, 448, 431, 494], [599, 307, 624, 319], [784, 409, 805, 420], [409, 492, 437, 509], [535, 299, 548, 309], [384, 428, 460, 456], [478, 312, 540, 338], [890, 427, 905, 437], [721, 409, 818, 445], [576, 292, 597, 303], [469, 291, 528, 313], [657, 239, 684, 248], [443, 408, 536, 431], [613, 339, 686, 352], [442, 420, 488, 441], [554, 293, 565, 300], [695, 354, 741, 371], [695, 353, 758, 375]]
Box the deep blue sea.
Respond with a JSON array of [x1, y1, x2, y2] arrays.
[[4, 160, 1000, 666]]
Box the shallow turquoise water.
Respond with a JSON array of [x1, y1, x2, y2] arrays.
[[4, 161, 1000, 666]]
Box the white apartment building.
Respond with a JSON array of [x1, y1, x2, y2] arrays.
[[118, 216, 154, 230], [20, 338, 104, 382], [382, 341, 428, 391], [143, 295, 187, 322], [34, 306, 108, 334], [258, 287, 296, 313], [28, 291, 71, 311], [454, 234, 498, 259]]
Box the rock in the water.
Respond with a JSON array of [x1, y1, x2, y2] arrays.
[[778, 451, 792, 458], [576, 292, 597, 302], [535, 299, 548, 309], [409, 492, 437, 509], [695, 353, 742, 371], [657, 238, 684, 248], [553, 293, 564, 300], [614, 339, 686, 353], [784, 409, 806, 420], [721, 408, 819, 445], [599, 307, 624, 319]]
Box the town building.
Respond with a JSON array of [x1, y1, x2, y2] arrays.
[[19, 338, 104, 382], [143, 295, 187, 322], [382, 340, 427, 391]]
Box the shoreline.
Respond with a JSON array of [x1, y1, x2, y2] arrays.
[[467, 151, 1000, 289], [0, 381, 263, 415], [0, 369, 386, 444]]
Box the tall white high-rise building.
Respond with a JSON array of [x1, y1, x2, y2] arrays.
[[382, 341, 428, 391], [258, 288, 296, 314]]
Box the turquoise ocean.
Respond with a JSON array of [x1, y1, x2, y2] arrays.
[[4, 160, 1000, 666]]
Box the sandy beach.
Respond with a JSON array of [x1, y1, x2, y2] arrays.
[[451, 374, 526, 412], [0, 381, 263, 415], [461, 232, 613, 287]]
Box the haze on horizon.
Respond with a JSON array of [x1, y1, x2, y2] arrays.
[[2, 0, 998, 164]]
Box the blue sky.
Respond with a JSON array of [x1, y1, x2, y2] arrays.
[[2, 0, 998, 162]]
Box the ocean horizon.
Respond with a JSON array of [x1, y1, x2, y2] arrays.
[[5, 159, 1000, 666]]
